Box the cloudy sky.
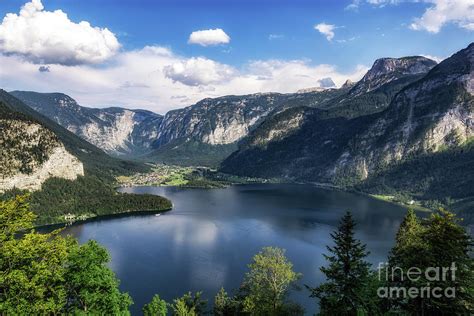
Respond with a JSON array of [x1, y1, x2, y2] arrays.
[[0, 0, 472, 113]]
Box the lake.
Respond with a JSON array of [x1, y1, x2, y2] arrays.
[[61, 184, 409, 315]]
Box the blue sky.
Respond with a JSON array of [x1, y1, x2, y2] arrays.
[[0, 0, 473, 112]]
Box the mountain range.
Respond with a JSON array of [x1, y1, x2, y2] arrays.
[[2, 42, 473, 216], [222, 43, 473, 213]]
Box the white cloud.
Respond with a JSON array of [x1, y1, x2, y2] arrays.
[[346, 0, 402, 10], [188, 28, 230, 46], [0, 1, 368, 113], [0, 0, 120, 65], [268, 34, 284, 40], [314, 23, 336, 41], [347, 0, 474, 33], [367, 0, 402, 5], [410, 0, 474, 33], [163, 57, 236, 86]]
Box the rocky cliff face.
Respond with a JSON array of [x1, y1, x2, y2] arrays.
[[10, 91, 163, 156], [0, 103, 83, 192], [154, 93, 287, 146], [0, 144, 84, 192], [221, 46, 473, 185], [350, 56, 437, 96], [13, 90, 335, 165], [333, 43, 474, 181], [12, 91, 293, 160], [9, 55, 441, 168]]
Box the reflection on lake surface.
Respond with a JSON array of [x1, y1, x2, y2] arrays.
[[62, 184, 409, 315]]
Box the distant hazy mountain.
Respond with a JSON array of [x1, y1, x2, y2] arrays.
[[318, 77, 336, 88]]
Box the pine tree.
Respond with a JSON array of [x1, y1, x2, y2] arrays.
[[387, 209, 474, 315], [307, 211, 372, 316], [387, 209, 427, 313], [421, 209, 474, 314]]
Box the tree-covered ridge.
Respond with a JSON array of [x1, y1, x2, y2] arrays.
[[0, 101, 60, 177], [1, 176, 172, 225]]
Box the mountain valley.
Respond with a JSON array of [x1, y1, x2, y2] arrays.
[[2, 42, 474, 221]]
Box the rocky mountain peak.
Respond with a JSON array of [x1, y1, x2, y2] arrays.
[[9, 91, 81, 114], [53, 93, 80, 109], [341, 79, 354, 89], [318, 77, 336, 88], [350, 56, 437, 95], [367, 56, 436, 78]]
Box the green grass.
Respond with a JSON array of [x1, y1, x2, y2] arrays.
[[369, 194, 431, 212]]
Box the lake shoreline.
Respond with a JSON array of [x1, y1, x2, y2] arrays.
[[35, 206, 173, 231], [33, 178, 428, 229]]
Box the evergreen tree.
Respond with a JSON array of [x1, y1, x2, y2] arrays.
[[143, 294, 168, 316], [386, 209, 427, 313], [387, 209, 474, 315], [421, 209, 474, 314], [307, 211, 373, 316]]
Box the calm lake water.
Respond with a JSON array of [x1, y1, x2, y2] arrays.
[[61, 184, 409, 315]]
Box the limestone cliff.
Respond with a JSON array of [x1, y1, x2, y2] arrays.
[[0, 102, 84, 192]]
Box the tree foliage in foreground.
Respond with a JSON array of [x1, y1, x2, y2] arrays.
[[387, 209, 474, 314], [147, 247, 304, 316], [307, 211, 378, 316], [0, 195, 133, 314], [170, 291, 207, 316], [143, 294, 168, 316], [309, 209, 474, 316], [242, 247, 301, 315]]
